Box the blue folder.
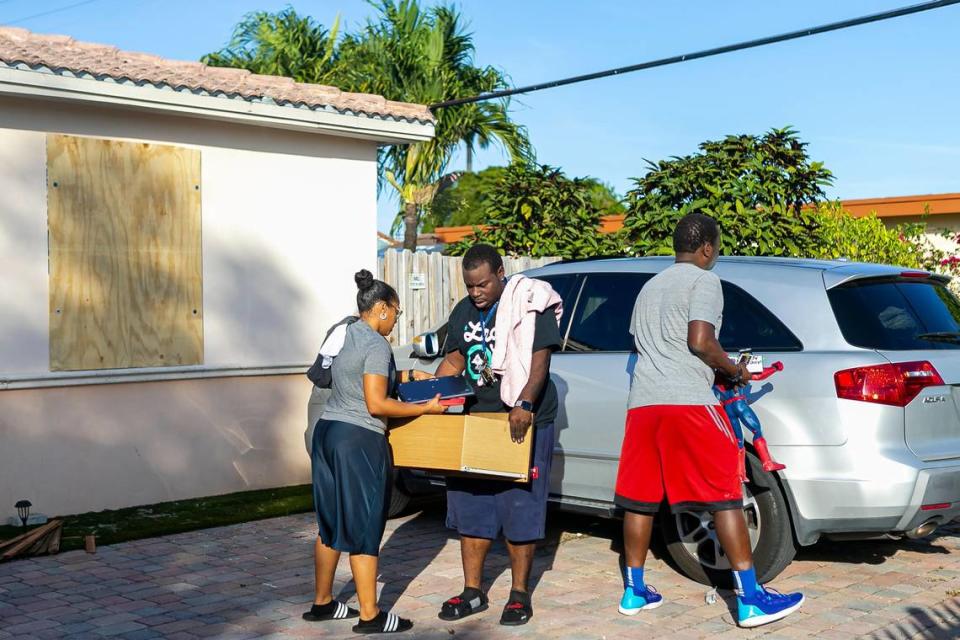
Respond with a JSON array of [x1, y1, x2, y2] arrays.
[[397, 376, 475, 404]]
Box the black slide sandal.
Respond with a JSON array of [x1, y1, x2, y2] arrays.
[[438, 590, 489, 621], [500, 590, 533, 626], [303, 600, 360, 621], [353, 611, 413, 634]]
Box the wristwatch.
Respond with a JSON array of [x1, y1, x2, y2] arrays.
[[514, 399, 534, 412]]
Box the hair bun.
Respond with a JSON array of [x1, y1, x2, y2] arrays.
[[354, 269, 375, 292]]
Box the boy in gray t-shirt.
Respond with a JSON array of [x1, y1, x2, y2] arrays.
[[612, 214, 804, 629], [628, 262, 723, 408]]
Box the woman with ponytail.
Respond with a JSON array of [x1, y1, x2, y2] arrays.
[[304, 269, 441, 634]]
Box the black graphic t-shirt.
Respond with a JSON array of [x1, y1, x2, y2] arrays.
[[445, 295, 562, 427]]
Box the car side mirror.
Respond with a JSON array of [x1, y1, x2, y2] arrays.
[[412, 332, 440, 359]]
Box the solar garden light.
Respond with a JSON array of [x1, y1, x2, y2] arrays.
[[15, 499, 31, 527]]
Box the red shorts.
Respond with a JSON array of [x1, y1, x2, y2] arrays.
[[614, 405, 743, 514]]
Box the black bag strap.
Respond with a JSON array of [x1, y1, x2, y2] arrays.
[[324, 315, 359, 344], [306, 315, 360, 386]]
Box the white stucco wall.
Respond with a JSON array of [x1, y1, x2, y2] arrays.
[[0, 127, 47, 374], [0, 95, 376, 373], [0, 94, 385, 519], [0, 375, 315, 518]]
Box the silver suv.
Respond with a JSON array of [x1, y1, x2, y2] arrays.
[[396, 256, 960, 586]]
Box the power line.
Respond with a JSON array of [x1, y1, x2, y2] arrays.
[[431, 0, 960, 109], [3, 0, 104, 26]]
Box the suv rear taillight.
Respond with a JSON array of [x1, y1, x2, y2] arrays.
[[835, 361, 944, 407]]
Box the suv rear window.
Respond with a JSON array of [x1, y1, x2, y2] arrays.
[[828, 278, 960, 350], [719, 282, 803, 352], [561, 273, 800, 353]]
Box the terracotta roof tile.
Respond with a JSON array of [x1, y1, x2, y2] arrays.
[[0, 26, 434, 124]]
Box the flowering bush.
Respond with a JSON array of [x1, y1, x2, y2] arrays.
[[932, 231, 960, 296], [787, 203, 960, 296]]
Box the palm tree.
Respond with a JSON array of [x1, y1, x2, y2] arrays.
[[205, 2, 532, 251], [341, 1, 532, 249], [203, 8, 341, 85]]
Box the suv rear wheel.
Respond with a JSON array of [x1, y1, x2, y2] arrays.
[[662, 451, 796, 587], [388, 472, 412, 518]]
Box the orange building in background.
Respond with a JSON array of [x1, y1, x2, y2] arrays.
[[834, 193, 960, 220], [432, 193, 960, 245], [430, 214, 627, 244]]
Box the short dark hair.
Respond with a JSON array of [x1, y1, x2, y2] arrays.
[[673, 213, 720, 254], [354, 269, 398, 313], [462, 243, 504, 273]]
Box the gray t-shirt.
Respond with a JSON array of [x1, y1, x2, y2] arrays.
[[628, 262, 724, 408], [321, 321, 395, 434]]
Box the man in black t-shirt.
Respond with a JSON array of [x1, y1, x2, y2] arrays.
[[434, 244, 562, 627]]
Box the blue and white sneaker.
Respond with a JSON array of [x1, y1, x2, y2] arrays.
[[737, 587, 804, 628], [618, 585, 664, 616]]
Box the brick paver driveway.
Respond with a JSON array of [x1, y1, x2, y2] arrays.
[[2, 502, 960, 639]]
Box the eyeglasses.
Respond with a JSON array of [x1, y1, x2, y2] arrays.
[[394, 307, 403, 319]]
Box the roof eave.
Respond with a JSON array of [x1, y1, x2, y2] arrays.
[[0, 66, 435, 144]]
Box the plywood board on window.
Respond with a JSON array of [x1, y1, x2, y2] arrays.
[[48, 134, 203, 370]]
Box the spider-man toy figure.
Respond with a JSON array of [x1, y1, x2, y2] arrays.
[[714, 360, 786, 480]]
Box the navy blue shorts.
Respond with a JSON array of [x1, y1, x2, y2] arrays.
[[312, 419, 391, 556], [445, 422, 555, 542]]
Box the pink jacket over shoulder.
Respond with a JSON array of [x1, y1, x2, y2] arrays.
[[490, 274, 563, 407]]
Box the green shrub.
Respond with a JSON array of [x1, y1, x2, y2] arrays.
[[446, 164, 623, 259], [808, 202, 928, 268], [621, 128, 832, 258]]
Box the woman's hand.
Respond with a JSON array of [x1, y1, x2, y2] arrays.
[[365, 374, 441, 419], [411, 370, 436, 382], [421, 394, 445, 415]]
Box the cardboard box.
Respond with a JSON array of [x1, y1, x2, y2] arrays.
[[389, 413, 532, 482]]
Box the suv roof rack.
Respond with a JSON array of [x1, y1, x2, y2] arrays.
[[557, 255, 649, 265]]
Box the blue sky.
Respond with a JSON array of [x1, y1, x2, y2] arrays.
[[5, 0, 959, 232]]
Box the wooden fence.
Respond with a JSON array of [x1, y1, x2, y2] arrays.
[[378, 249, 560, 344]]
